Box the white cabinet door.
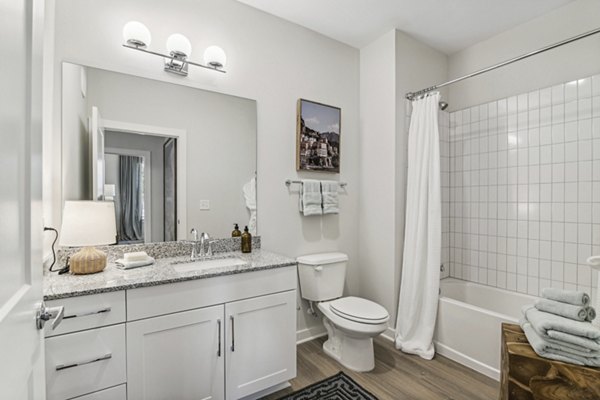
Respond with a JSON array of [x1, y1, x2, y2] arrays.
[[225, 290, 296, 400], [127, 305, 225, 400]]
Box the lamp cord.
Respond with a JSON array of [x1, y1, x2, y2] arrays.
[[44, 227, 60, 272]]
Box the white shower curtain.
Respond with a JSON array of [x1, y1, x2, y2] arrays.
[[395, 93, 442, 360]]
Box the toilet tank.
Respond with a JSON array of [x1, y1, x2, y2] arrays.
[[297, 252, 348, 302]]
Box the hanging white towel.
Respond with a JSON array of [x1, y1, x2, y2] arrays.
[[299, 179, 322, 216], [395, 93, 442, 360], [321, 180, 339, 214]]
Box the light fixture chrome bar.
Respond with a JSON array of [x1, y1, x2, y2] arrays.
[[285, 179, 347, 188], [405, 26, 600, 100], [122, 43, 227, 74]]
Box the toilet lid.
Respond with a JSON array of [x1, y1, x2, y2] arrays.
[[329, 296, 389, 324]]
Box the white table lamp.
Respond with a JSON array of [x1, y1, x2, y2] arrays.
[[60, 201, 117, 274]]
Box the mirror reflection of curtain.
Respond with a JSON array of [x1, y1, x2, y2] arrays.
[[163, 138, 177, 241], [118, 155, 144, 242]]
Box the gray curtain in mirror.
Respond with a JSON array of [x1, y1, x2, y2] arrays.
[[118, 155, 144, 241]]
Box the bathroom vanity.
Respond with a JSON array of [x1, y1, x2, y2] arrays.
[[43, 249, 297, 400]]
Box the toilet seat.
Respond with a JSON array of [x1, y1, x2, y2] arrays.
[[329, 296, 389, 325]]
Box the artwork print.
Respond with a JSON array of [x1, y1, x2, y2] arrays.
[[296, 99, 341, 173]]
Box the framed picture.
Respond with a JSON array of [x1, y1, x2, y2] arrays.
[[296, 98, 341, 173]]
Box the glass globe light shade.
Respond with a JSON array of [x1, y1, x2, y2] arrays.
[[166, 33, 192, 58], [122, 21, 151, 47], [203, 46, 227, 68]]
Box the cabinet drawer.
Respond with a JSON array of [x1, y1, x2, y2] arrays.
[[45, 324, 126, 400], [127, 265, 296, 321], [46, 291, 126, 337], [70, 384, 126, 400]]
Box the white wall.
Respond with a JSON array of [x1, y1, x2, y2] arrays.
[[358, 31, 397, 323], [45, 0, 360, 337], [61, 63, 90, 202], [448, 0, 600, 111], [358, 30, 447, 328]]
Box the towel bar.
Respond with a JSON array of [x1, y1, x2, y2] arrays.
[[285, 179, 347, 188]]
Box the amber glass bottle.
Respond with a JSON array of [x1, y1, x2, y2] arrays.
[[241, 226, 252, 253], [232, 223, 242, 237]]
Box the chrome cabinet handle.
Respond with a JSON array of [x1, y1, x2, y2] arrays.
[[230, 315, 235, 352], [63, 307, 111, 319], [56, 353, 112, 371], [36, 302, 65, 330], [217, 319, 222, 357]]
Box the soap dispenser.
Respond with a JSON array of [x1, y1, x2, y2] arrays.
[[232, 223, 242, 237], [241, 226, 252, 253]]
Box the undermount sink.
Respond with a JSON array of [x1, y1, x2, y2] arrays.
[[172, 257, 248, 273]]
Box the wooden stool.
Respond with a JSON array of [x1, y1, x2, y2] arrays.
[[500, 323, 600, 400]]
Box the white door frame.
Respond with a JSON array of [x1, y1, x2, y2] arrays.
[[105, 148, 152, 243], [103, 119, 187, 240]]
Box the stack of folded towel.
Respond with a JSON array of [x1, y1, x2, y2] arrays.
[[298, 179, 339, 216], [520, 287, 600, 367], [115, 251, 155, 270]]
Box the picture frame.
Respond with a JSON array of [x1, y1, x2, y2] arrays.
[[296, 98, 341, 173]]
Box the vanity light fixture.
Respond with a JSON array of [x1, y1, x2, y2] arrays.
[[122, 21, 227, 75]]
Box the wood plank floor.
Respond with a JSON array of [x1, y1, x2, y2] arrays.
[[263, 336, 499, 400]]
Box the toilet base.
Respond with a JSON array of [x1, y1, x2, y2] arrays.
[[322, 318, 376, 372]]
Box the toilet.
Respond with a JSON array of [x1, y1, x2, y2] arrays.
[[297, 252, 390, 372]]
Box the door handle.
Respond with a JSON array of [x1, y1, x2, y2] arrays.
[[230, 315, 235, 352], [217, 319, 222, 357], [36, 302, 65, 330]]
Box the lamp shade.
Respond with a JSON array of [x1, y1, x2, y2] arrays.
[[166, 33, 192, 57], [122, 21, 151, 47], [60, 201, 117, 247], [203, 45, 226, 68]]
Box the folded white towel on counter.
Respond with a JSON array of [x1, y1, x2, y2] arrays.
[[115, 256, 155, 270], [535, 298, 589, 322], [522, 305, 600, 343], [542, 287, 590, 306], [521, 319, 600, 366], [299, 179, 322, 216], [321, 180, 339, 215], [124, 251, 151, 262]]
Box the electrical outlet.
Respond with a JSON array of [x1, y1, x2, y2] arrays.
[[199, 200, 210, 210]]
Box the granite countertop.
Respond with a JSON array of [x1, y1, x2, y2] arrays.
[[43, 249, 297, 300]]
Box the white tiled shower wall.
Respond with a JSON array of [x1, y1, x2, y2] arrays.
[[445, 74, 600, 298]]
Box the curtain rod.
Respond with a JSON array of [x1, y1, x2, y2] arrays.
[[405, 26, 600, 101]]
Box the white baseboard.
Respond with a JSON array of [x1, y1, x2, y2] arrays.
[[434, 341, 500, 381], [239, 382, 290, 400], [380, 326, 395, 342], [296, 326, 327, 344]]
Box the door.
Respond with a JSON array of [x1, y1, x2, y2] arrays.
[[90, 106, 105, 200], [225, 290, 297, 400], [127, 305, 225, 400], [0, 0, 45, 398]]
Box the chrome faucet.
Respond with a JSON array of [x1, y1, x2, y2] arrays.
[[200, 232, 213, 258], [190, 228, 200, 260], [189, 229, 213, 260]]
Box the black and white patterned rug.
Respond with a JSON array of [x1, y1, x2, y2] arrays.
[[276, 372, 378, 400]]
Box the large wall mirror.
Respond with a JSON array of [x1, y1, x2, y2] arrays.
[[61, 62, 257, 243]]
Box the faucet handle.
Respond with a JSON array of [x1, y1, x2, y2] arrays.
[[190, 228, 199, 241]]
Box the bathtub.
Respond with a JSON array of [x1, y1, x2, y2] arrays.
[[434, 278, 537, 380]]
